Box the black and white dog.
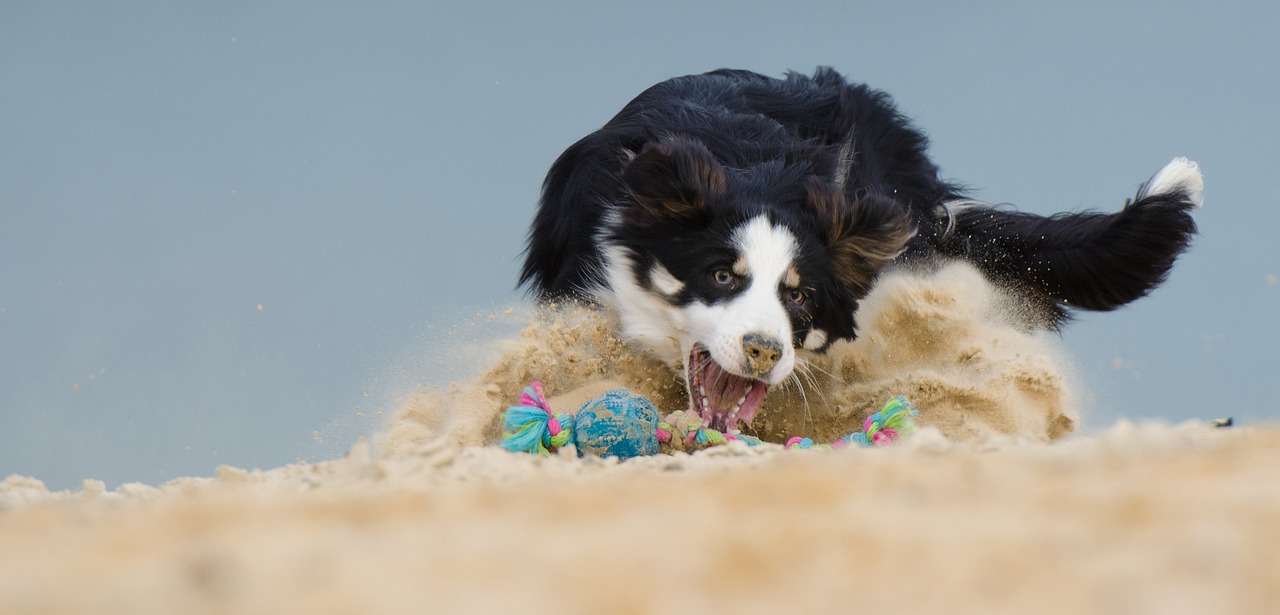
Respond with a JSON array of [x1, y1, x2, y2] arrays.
[[520, 67, 1200, 433]]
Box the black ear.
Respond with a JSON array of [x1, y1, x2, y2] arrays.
[[805, 177, 914, 295], [621, 137, 727, 225]]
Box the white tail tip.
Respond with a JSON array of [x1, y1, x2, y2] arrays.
[[1140, 157, 1204, 208]]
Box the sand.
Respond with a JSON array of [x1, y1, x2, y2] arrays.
[[384, 263, 1078, 456], [3, 264, 1278, 614]]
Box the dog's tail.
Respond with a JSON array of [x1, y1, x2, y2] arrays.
[[932, 157, 1202, 326]]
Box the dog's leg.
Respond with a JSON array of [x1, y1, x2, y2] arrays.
[[933, 158, 1202, 326]]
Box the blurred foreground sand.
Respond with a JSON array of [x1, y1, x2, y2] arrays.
[[3, 421, 1279, 614]]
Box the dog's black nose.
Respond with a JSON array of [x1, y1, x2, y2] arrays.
[[742, 333, 783, 375]]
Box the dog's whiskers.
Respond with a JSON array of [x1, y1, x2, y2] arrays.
[[793, 359, 833, 416], [788, 371, 814, 428], [800, 359, 837, 381]]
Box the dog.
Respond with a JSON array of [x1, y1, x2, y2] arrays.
[[520, 67, 1200, 433]]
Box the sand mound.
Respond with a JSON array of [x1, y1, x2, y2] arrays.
[[383, 262, 1077, 456]]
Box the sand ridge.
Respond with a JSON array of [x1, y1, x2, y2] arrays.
[[3, 422, 1279, 614]]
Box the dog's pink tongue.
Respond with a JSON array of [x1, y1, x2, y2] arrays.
[[734, 380, 768, 425], [699, 362, 768, 431]]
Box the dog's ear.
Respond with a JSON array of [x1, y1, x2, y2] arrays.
[[806, 177, 915, 295], [621, 137, 727, 225]]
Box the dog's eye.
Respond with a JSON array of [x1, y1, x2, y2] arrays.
[[712, 268, 736, 286], [788, 289, 807, 306]]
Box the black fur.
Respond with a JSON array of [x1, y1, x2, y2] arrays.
[[927, 191, 1199, 324], [521, 67, 1197, 343]]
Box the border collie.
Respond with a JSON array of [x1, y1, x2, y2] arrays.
[[520, 67, 1200, 433]]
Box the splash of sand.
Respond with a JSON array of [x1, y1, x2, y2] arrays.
[[382, 262, 1078, 456]]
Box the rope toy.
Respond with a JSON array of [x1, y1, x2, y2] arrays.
[[500, 382, 575, 456], [782, 396, 916, 450], [501, 382, 918, 459]]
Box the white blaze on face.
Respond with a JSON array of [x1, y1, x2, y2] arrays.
[[684, 215, 798, 385]]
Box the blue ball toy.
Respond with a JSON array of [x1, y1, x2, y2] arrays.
[[500, 382, 659, 459], [574, 389, 660, 458]]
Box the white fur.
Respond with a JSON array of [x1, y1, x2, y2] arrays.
[[681, 216, 798, 385], [598, 215, 800, 385], [649, 262, 684, 296], [803, 328, 828, 351], [937, 199, 988, 239], [1140, 157, 1204, 208], [599, 245, 686, 367]]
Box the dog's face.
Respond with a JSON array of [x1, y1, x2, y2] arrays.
[[601, 137, 913, 432]]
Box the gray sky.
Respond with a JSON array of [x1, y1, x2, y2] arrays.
[[3, 1, 1277, 490]]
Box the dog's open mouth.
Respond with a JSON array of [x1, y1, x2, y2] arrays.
[[687, 345, 770, 433]]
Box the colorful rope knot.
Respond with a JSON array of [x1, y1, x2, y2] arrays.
[[500, 383, 919, 459], [657, 411, 762, 452], [785, 396, 917, 450], [500, 382, 575, 456]]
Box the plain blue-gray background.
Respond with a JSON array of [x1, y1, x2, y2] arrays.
[[3, 1, 1277, 490]]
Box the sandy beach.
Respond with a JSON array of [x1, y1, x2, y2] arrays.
[[4, 266, 1276, 614], [4, 422, 1278, 614]]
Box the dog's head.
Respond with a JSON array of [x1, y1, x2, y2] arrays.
[[602, 136, 914, 431]]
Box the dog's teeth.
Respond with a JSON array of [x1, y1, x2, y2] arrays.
[[736, 395, 747, 406]]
